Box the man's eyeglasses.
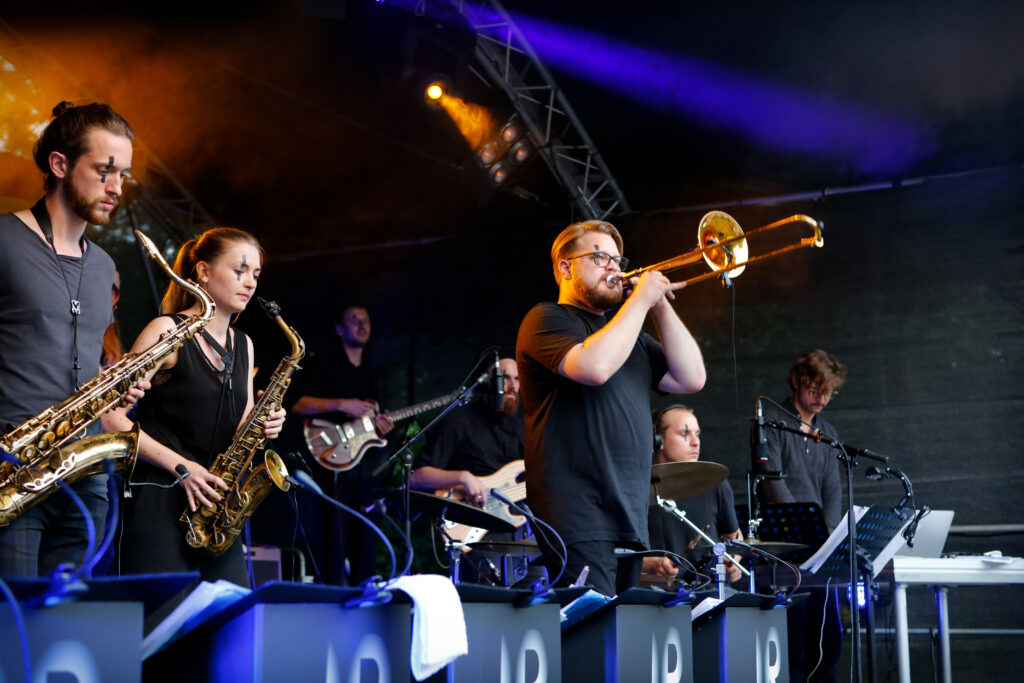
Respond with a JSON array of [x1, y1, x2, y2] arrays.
[[566, 250, 629, 270], [803, 384, 836, 399]]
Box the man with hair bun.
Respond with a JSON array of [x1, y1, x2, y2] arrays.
[[0, 101, 147, 577]]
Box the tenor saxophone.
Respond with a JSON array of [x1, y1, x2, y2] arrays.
[[0, 230, 215, 526], [182, 297, 304, 555]]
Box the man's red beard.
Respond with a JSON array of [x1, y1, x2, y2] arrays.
[[571, 271, 624, 311], [501, 393, 519, 415], [65, 176, 117, 226]]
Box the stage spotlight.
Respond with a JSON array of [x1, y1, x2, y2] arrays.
[[478, 142, 500, 166], [424, 81, 447, 107], [489, 162, 510, 186], [500, 122, 520, 144], [510, 140, 532, 164]]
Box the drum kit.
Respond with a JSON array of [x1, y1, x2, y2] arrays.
[[647, 460, 807, 589], [377, 487, 537, 585], [379, 459, 806, 588]]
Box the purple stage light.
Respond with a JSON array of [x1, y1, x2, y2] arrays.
[[499, 15, 935, 175]]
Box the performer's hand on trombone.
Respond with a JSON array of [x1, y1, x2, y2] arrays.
[[625, 270, 687, 308]]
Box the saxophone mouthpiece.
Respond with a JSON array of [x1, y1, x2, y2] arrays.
[[257, 297, 281, 318]]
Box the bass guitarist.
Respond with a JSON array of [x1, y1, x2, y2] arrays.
[[288, 303, 394, 585], [410, 356, 525, 583], [410, 357, 524, 504]]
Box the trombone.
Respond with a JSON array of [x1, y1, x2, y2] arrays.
[[607, 211, 824, 288]]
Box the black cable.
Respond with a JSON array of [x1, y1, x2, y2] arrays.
[[285, 489, 322, 584], [730, 276, 740, 412], [373, 500, 415, 577]]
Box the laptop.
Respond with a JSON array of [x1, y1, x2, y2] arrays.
[[895, 509, 955, 558]]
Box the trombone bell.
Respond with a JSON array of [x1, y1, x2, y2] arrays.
[[699, 211, 747, 279]]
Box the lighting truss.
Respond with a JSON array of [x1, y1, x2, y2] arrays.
[[448, 0, 630, 219]]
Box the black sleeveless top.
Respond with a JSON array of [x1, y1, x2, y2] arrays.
[[133, 316, 249, 483]]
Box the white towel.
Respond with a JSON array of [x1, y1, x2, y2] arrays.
[[387, 574, 468, 680]]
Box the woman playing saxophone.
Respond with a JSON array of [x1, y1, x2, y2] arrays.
[[104, 228, 285, 586]]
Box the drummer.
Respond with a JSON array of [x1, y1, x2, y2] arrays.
[[643, 405, 745, 583]]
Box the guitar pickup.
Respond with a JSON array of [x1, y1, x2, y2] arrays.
[[358, 417, 373, 433], [344, 423, 359, 438]]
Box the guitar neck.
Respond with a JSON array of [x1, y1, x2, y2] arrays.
[[387, 393, 457, 422]]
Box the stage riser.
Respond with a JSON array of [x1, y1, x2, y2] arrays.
[[692, 607, 789, 683], [0, 601, 143, 682], [1, 597, 794, 682]]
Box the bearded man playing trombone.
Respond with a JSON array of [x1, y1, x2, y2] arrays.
[[516, 219, 706, 597]]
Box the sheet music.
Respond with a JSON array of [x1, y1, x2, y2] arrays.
[[800, 505, 869, 574], [142, 579, 250, 659]]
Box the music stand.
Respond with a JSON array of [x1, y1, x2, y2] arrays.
[[813, 505, 909, 580], [736, 501, 827, 594], [808, 504, 911, 682]]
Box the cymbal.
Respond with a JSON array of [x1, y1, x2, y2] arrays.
[[649, 461, 729, 505], [734, 539, 809, 556], [466, 540, 542, 556], [378, 488, 515, 533]]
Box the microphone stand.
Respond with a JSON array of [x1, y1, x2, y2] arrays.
[[371, 370, 490, 565], [653, 493, 751, 584], [764, 418, 889, 683]]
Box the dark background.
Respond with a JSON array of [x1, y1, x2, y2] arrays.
[[1, 1, 1022, 679]]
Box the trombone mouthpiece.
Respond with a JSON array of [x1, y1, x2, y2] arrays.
[[605, 274, 623, 287]]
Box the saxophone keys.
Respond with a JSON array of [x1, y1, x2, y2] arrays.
[[37, 432, 55, 450], [55, 420, 72, 438]]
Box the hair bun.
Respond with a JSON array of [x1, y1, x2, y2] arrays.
[[52, 101, 75, 117]]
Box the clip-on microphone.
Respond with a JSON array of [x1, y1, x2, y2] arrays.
[[125, 463, 191, 499]]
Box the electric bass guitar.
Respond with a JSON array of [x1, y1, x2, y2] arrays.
[[304, 392, 456, 472], [435, 459, 527, 549]]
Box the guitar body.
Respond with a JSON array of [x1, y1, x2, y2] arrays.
[[304, 416, 386, 472], [436, 459, 527, 549], [304, 392, 456, 472]]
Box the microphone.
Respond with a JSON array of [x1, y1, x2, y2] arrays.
[[751, 398, 767, 464], [292, 469, 324, 496], [865, 466, 914, 517], [490, 352, 504, 410], [865, 466, 888, 481], [126, 463, 191, 497]]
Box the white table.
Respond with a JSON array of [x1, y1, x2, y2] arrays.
[[890, 555, 1024, 683]]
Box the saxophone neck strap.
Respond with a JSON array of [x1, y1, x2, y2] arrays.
[[200, 328, 235, 384]]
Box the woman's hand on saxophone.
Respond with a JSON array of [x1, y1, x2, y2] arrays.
[[119, 377, 152, 409], [256, 391, 286, 440], [180, 461, 229, 512]]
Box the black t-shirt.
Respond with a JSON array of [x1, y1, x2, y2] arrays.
[[285, 341, 385, 497], [414, 400, 524, 478], [648, 480, 740, 566], [516, 302, 668, 547], [280, 342, 379, 456], [287, 342, 379, 421], [0, 212, 114, 430]]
